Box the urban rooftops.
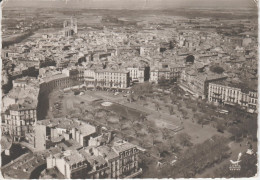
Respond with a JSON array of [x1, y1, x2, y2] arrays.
[[211, 80, 257, 93], [37, 118, 96, 136]]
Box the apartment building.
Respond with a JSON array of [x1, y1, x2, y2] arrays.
[[150, 69, 171, 84], [62, 68, 81, 84], [47, 149, 92, 179], [126, 67, 149, 83], [170, 65, 186, 79], [84, 69, 96, 87], [39, 67, 82, 94], [3, 103, 37, 141], [46, 138, 141, 179], [102, 70, 130, 89], [180, 70, 227, 99], [208, 81, 258, 113], [85, 69, 130, 89], [39, 73, 72, 94]]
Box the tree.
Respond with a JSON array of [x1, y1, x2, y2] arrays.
[[181, 109, 188, 119], [216, 121, 225, 133], [154, 101, 160, 111], [149, 131, 157, 146], [139, 113, 147, 122], [169, 40, 174, 49], [228, 126, 242, 142], [170, 94, 177, 104], [145, 121, 158, 146], [118, 116, 125, 131], [129, 116, 136, 125], [210, 65, 225, 74], [177, 133, 192, 147], [104, 113, 109, 126], [156, 142, 170, 158], [170, 141, 181, 153], [168, 105, 174, 115], [158, 76, 169, 87], [161, 128, 170, 140], [131, 82, 153, 96], [128, 93, 134, 103]]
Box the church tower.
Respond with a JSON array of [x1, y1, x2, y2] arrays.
[[63, 17, 77, 37]]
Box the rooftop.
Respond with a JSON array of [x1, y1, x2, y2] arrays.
[[13, 76, 38, 85], [95, 145, 118, 161], [38, 118, 96, 136], [8, 99, 37, 111], [96, 69, 129, 74], [7, 85, 39, 101], [41, 73, 68, 83], [79, 147, 107, 166], [63, 150, 85, 165], [195, 73, 227, 81], [112, 140, 136, 154], [211, 80, 257, 93]]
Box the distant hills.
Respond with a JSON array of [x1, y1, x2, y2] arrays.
[[2, 0, 258, 10]]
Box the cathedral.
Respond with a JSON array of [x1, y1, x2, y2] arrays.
[[63, 17, 77, 37]]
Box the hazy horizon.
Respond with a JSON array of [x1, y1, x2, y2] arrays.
[[2, 0, 258, 10]]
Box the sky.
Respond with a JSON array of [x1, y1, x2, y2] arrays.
[[2, 0, 258, 9]]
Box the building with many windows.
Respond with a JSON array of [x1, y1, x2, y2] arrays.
[[39, 73, 72, 94], [39, 68, 82, 94], [208, 81, 258, 113], [46, 138, 141, 179], [84, 69, 130, 89], [126, 67, 149, 83], [150, 69, 172, 84], [180, 70, 227, 99], [2, 102, 37, 141]]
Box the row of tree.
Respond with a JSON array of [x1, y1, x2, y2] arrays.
[[159, 135, 230, 178]]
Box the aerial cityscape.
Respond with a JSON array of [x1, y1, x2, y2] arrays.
[[0, 0, 258, 179]]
